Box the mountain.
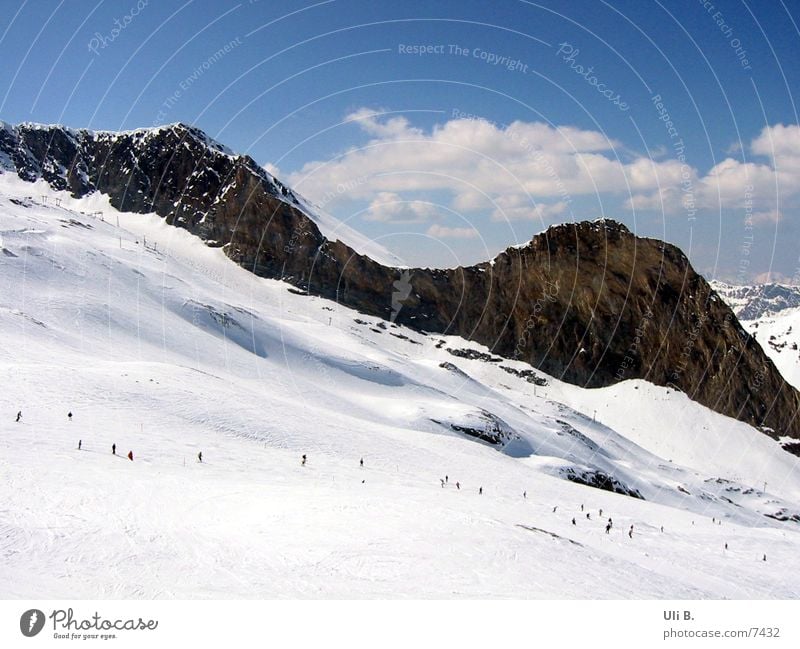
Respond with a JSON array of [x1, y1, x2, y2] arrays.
[[2, 121, 799, 444], [710, 280, 800, 320], [711, 281, 800, 395], [2, 176, 799, 598], [0, 120, 398, 266]]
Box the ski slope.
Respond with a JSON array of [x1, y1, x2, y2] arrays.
[[1, 174, 799, 599]]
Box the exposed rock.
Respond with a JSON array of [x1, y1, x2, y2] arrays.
[[445, 347, 504, 363], [559, 467, 643, 499], [764, 509, 800, 523], [782, 442, 800, 457], [499, 365, 548, 386], [430, 410, 516, 447]]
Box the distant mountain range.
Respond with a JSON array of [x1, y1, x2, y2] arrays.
[[2, 121, 799, 445], [711, 281, 800, 395], [710, 281, 800, 321]]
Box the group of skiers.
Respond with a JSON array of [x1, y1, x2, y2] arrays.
[[566, 505, 643, 539], [13, 409, 775, 562], [17, 409, 203, 465]]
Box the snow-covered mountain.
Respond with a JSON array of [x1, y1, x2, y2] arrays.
[[0, 120, 402, 267], [3, 122, 799, 442], [711, 280, 800, 321], [712, 281, 800, 393], [2, 173, 799, 598]]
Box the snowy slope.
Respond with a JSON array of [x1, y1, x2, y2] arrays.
[[745, 308, 800, 390], [1, 174, 799, 599]]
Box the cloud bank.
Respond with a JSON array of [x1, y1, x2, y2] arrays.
[[286, 109, 799, 228]]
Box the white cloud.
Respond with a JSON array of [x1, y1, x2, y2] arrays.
[[262, 162, 281, 178], [286, 109, 642, 216], [363, 192, 440, 223], [426, 224, 478, 239], [725, 141, 743, 155], [490, 195, 569, 222], [287, 112, 800, 225], [345, 107, 423, 139], [751, 123, 800, 160], [628, 125, 800, 213], [751, 209, 782, 225], [451, 190, 492, 212], [754, 270, 794, 284]]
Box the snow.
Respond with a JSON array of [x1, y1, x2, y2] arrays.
[[1, 172, 799, 598], [741, 307, 800, 390], [290, 190, 404, 268]]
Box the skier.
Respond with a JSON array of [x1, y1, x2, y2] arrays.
[[359, 457, 364, 468], [725, 543, 728, 550], [628, 524, 633, 539], [660, 526, 664, 533], [599, 508, 603, 517], [112, 443, 116, 455], [580, 504, 584, 512], [456, 482, 460, 490], [15, 411, 21, 422], [586, 512, 591, 520], [605, 522, 611, 534], [552, 506, 558, 513], [712, 517, 715, 523], [479, 486, 483, 495], [68, 412, 72, 421], [127, 450, 133, 461], [523, 491, 527, 499], [607, 517, 613, 531], [440, 479, 445, 488], [445, 475, 448, 484], [198, 451, 203, 463], [78, 440, 82, 450], [763, 554, 767, 562], [571, 517, 576, 525], [301, 454, 307, 466]]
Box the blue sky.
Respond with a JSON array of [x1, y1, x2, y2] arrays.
[[1, 0, 799, 282]]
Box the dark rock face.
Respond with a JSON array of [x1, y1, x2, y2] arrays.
[[2, 121, 799, 442], [560, 467, 643, 499]]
